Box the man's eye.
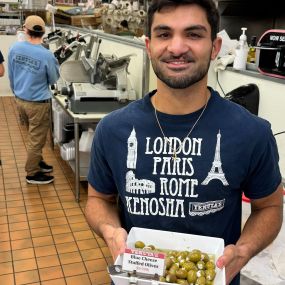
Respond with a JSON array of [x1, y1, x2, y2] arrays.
[[187, 33, 202, 39], [156, 33, 170, 39]]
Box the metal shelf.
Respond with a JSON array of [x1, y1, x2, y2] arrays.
[[0, 12, 19, 16], [0, 2, 20, 4]]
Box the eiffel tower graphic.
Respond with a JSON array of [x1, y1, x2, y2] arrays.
[[202, 130, 229, 186]]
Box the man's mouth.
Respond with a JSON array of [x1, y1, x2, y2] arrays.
[[163, 58, 194, 69]]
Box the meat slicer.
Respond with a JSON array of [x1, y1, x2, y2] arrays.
[[59, 51, 136, 113]]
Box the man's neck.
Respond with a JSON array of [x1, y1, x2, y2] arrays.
[[153, 79, 210, 115], [27, 36, 42, 45]]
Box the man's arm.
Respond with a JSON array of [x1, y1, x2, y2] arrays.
[[0, 63, 4, 77], [85, 184, 128, 260], [217, 184, 284, 284]]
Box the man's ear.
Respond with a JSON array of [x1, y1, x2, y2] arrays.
[[211, 36, 222, 60], [145, 36, 151, 59]]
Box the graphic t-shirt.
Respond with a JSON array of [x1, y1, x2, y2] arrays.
[[8, 41, 59, 101], [88, 88, 281, 284]]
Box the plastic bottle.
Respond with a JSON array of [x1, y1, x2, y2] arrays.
[[247, 36, 257, 64], [233, 27, 249, 70]]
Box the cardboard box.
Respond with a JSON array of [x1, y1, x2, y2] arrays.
[[110, 227, 226, 285]]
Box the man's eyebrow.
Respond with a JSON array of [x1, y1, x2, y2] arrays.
[[185, 25, 208, 33], [152, 24, 208, 33], [152, 25, 171, 33]]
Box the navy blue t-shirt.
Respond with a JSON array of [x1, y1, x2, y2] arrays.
[[88, 88, 281, 285], [0, 51, 4, 64]]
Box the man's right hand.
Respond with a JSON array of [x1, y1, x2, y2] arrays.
[[106, 227, 128, 261]]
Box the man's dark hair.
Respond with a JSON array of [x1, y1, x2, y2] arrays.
[[26, 27, 45, 38], [147, 0, 220, 41]]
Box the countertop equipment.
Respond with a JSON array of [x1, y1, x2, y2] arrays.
[[59, 48, 136, 113], [256, 29, 285, 79]]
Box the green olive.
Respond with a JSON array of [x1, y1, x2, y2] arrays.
[[205, 261, 216, 270], [145, 244, 156, 250], [165, 257, 174, 270], [192, 249, 202, 254], [200, 253, 209, 262], [195, 276, 206, 285], [205, 269, 216, 281], [187, 270, 197, 284], [196, 270, 205, 278], [189, 251, 201, 263], [166, 273, 177, 283], [134, 241, 145, 249], [182, 261, 198, 272], [176, 268, 188, 279], [168, 264, 179, 275], [178, 252, 188, 260], [168, 250, 179, 257], [196, 261, 205, 270], [159, 276, 166, 282], [177, 279, 189, 285]]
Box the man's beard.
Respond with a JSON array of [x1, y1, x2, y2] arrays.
[[151, 56, 211, 89]]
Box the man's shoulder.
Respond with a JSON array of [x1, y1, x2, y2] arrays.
[[212, 89, 271, 138]]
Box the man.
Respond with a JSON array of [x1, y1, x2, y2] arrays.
[[85, 1, 284, 284], [8, 15, 60, 184], [0, 50, 4, 77]]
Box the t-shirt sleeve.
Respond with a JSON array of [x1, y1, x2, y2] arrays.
[[243, 124, 282, 199], [87, 119, 118, 194], [0, 51, 4, 63]]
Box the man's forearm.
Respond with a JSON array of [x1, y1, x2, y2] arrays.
[[85, 187, 128, 259], [0, 64, 4, 77], [85, 195, 121, 242], [235, 186, 283, 271], [237, 203, 283, 260]]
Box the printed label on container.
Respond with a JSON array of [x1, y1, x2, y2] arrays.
[[122, 248, 166, 276]]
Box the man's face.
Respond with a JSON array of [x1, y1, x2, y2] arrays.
[[145, 4, 221, 89]]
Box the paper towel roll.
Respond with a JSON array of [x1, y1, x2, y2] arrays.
[[122, 1, 131, 10], [111, 0, 119, 8], [108, 3, 116, 11], [132, 1, 139, 11], [122, 9, 130, 16], [105, 16, 114, 26], [137, 9, 146, 18], [113, 9, 121, 16]]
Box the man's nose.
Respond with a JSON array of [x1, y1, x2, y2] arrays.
[[167, 36, 189, 55]]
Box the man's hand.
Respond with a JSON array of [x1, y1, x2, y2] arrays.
[[106, 227, 128, 261], [85, 185, 128, 261], [216, 244, 245, 285]]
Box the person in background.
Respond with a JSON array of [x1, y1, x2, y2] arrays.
[[85, 1, 284, 284], [0, 50, 4, 77], [8, 15, 60, 184]]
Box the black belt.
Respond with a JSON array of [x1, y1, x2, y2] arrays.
[[16, 97, 50, 103]]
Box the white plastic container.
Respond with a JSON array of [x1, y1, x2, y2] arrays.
[[79, 128, 95, 152], [233, 27, 249, 71], [110, 227, 226, 285], [60, 140, 75, 161]]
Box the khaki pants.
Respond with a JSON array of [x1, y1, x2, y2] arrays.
[[15, 97, 51, 176]]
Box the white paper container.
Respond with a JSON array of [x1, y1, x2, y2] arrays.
[[110, 227, 226, 285]]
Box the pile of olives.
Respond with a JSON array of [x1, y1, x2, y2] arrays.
[[134, 241, 216, 285]]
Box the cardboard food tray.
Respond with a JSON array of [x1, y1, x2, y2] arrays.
[[110, 227, 226, 285]]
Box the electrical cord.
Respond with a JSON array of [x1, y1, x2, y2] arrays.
[[274, 131, 285, 137], [216, 71, 225, 96]]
